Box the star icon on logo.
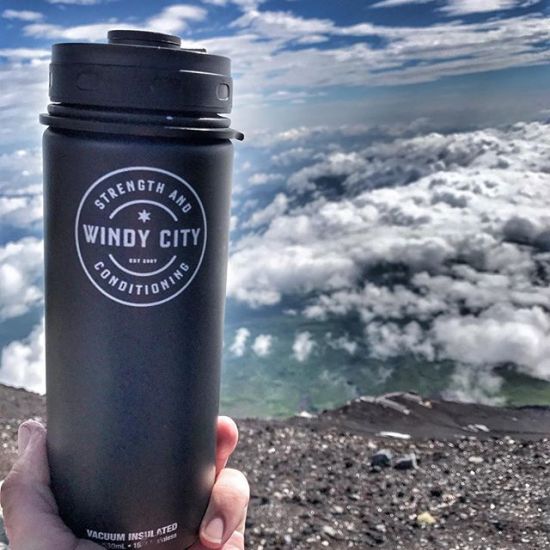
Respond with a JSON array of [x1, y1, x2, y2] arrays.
[[137, 209, 151, 223]]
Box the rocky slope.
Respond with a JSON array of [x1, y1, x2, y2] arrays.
[[1, 384, 550, 549]]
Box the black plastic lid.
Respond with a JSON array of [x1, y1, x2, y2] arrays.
[[107, 30, 182, 49], [49, 30, 233, 114]]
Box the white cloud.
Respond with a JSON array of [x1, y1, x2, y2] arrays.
[[230, 327, 250, 357], [228, 206, 358, 305], [365, 321, 436, 360], [243, 193, 288, 228], [0, 148, 43, 191], [229, 122, 550, 307], [146, 4, 207, 35], [230, 9, 334, 38], [442, 364, 505, 406], [272, 147, 314, 167], [0, 318, 45, 394], [371, 0, 433, 7], [252, 334, 273, 357], [372, 0, 535, 12], [203, 10, 550, 100], [0, 238, 44, 321], [2, 9, 43, 22], [288, 151, 367, 192], [24, 4, 207, 40], [325, 333, 358, 355], [295, 34, 329, 45], [433, 304, 550, 380], [0, 48, 50, 60], [0, 60, 49, 148], [441, 0, 527, 15], [202, 0, 263, 6], [248, 172, 284, 186], [24, 22, 128, 41], [227, 121, 550, 396], [0, 194, 43, 228], [292, 331, 315, 362], [245, 123, 403, 148]]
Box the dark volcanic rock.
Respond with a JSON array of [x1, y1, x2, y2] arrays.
[[394, 453, 418, 470], [1, 386, 550, 549], [371, 449, 393, 468]]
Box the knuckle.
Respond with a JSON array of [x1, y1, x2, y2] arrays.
[[215, 484, 248, 511], [213, 474, 249, 511]]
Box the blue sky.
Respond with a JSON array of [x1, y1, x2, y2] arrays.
[[1, 0, 550, 409], [0, 0, 549, 148]]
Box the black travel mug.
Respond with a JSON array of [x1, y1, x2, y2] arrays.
[[40, 30, 242, 549]]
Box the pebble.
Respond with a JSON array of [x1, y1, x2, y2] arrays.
[[322, 525, 337, 538], [394, 453, 418, 470], [371, 449, 393, 468], [416, 511, 436, 526], [468, 424, 490, 433], [377, 431, 411, 440]]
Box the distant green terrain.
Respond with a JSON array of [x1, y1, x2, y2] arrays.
[[500, 369, 550, 406], [219, 301, 550, 418]]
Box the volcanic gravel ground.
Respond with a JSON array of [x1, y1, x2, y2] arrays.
[[233, 424, 550, 549], [1, 384, 550, 549]]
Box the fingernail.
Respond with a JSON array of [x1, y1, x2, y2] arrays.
[[17, 424, 33, 456], [203, 517, 224, 545]]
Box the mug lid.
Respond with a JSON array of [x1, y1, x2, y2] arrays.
[[49, 29, 233, 114]]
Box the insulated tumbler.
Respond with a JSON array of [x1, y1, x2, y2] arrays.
[[40, 30, 242, 549]]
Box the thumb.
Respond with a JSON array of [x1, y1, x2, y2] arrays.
[[0, 420, 69, 548], [12, 420, 50, 484]]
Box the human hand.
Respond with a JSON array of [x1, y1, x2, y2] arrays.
[[0, 417, 249, 550]]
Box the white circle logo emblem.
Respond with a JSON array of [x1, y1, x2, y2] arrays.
[[75, 166, 207, 307]]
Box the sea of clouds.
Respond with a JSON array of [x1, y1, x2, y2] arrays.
[[226, 120, 550, 403], [1, 119, 550, 403]]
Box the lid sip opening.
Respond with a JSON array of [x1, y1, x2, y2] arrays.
[[107, 29, 183, 49]]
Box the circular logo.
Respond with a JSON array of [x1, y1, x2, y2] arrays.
[[75, 166, 207, 307]]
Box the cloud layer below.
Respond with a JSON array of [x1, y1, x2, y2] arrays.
[[228, 121, 550, 400], [1, 120, 550, 403]]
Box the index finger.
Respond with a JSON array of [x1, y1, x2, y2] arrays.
[[215, 416, 239, 475]]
